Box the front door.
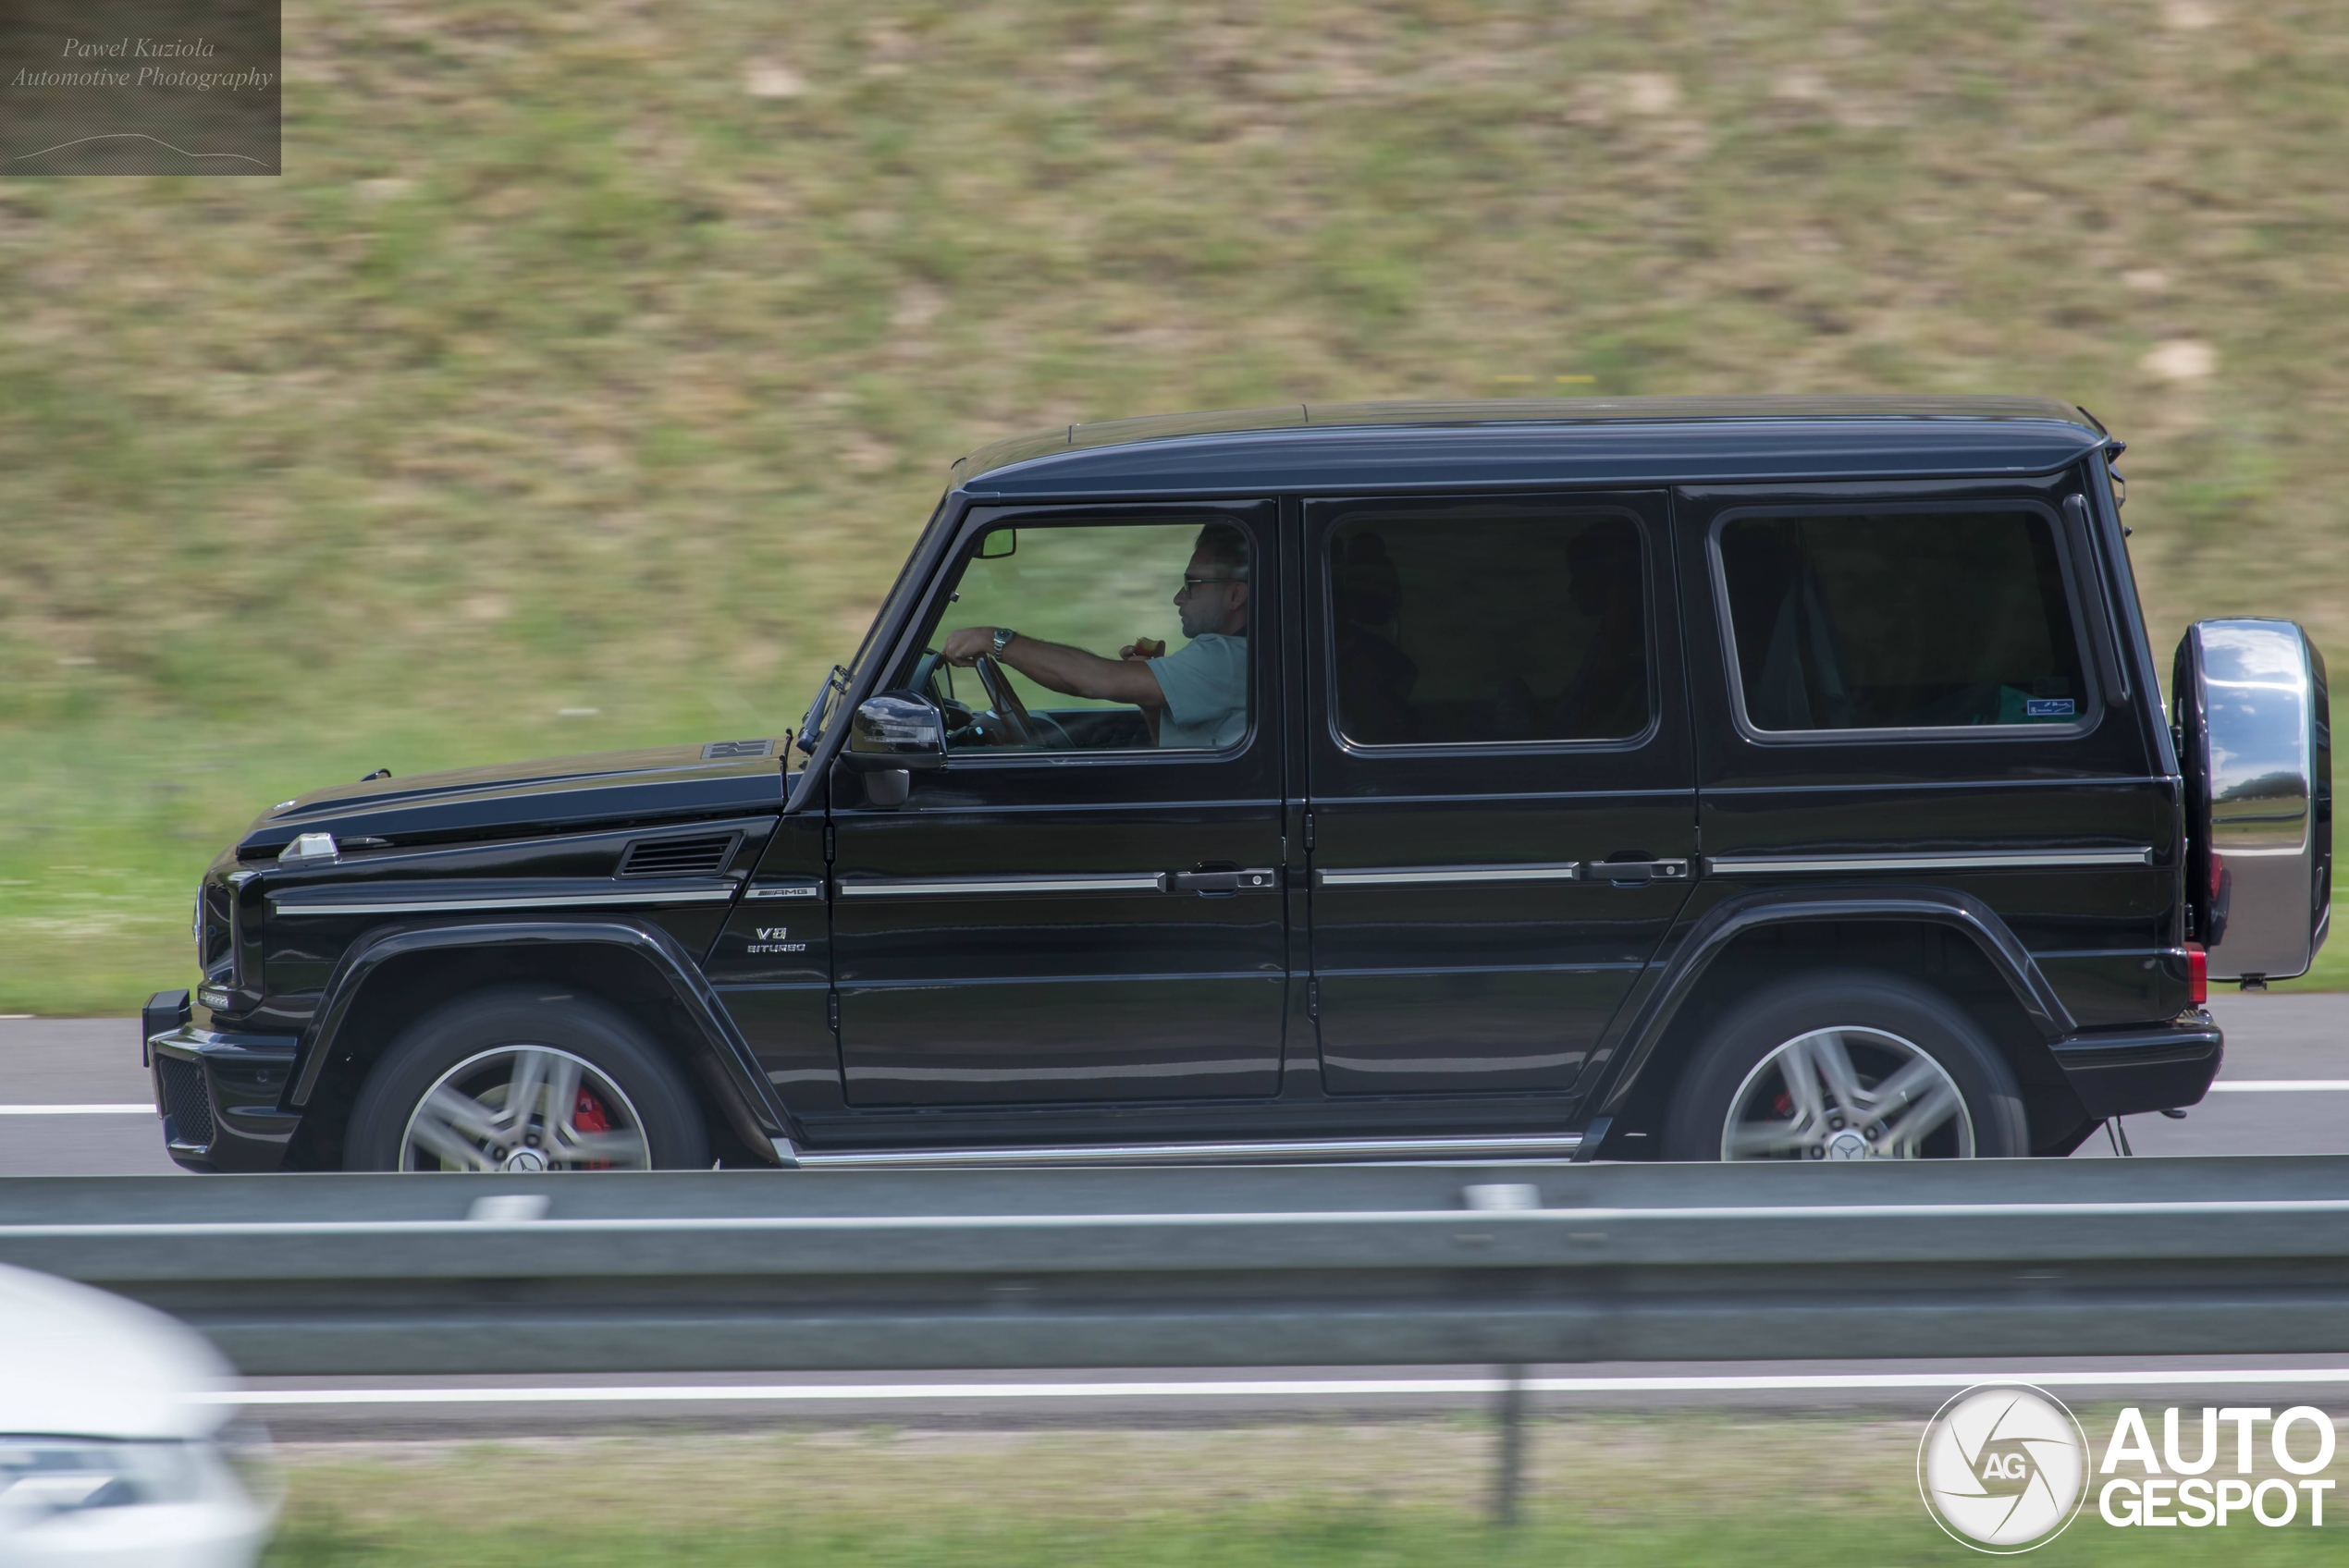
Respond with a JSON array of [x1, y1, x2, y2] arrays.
[[1302, 491, 1696, 1095], [830, 500, 1288, 1109]]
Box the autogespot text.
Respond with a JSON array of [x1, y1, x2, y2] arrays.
[[2097, 1406, 2336, 1528]]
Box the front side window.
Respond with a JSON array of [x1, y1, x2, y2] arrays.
[[1325, 508, 1649, 746], [897, 519, 1255, 753], [1716, 509, 2087, 733]]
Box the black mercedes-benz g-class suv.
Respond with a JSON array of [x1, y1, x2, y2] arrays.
[[144, 395, 2330, 1173]]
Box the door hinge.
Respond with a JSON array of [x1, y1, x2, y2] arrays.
[[1303, 812, 1315, 852], [823, 821, 836, 863], [1307, 977, 1320, 1021], [826, 992, 840, 1033]]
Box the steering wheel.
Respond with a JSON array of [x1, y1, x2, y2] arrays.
[[909, 648, 945, 699], [972, 655, 1039, 747], [905, 648, 980, 745]]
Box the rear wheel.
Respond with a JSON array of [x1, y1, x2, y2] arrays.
[[344, 988, 708, 1171], [1661, 970, 2029, 1161]]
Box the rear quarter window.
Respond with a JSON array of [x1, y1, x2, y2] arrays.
[[1715, 508, 2088, 734]]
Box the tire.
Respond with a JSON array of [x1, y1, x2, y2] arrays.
[[1660, 969, 2029, 1162], [344, 987, 710, 1171]]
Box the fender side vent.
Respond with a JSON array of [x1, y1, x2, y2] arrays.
[[156, 1057, 215, 1148], [702, 739, 775, 760], [619, 833, 742, 878]]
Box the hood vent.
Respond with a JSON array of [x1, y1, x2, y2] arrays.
[[619, 832, 741, 878], [702, 739, 774, 760]]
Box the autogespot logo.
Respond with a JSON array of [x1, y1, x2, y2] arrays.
[[1918, 1384, 2091, 1552]]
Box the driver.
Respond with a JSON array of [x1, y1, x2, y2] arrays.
[[941, 523, 1249, 748]]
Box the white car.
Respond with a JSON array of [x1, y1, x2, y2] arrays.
[[0, 1263, 273, 1567]]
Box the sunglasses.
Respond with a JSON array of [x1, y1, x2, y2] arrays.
[[1177, 573, 1236, 594]]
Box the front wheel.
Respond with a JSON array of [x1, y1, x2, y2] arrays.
[[344, 988, 710, 1171], [1661, 970, 2029, 1161]]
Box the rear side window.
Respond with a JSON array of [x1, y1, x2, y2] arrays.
[[1716, 509, 2086, 733], [1327, 508, 1649, 746]]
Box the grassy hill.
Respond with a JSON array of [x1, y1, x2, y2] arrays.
[[6, 0, 2349, 1011]]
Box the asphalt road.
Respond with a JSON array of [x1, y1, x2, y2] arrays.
[[7, 997, 2344, 1434], [0, 1014, 181, 1176], [224, 1356, 2349, 1439], [3, 992, 2340, 1178]]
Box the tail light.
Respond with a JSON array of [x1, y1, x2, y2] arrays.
[[2186, 943, 2208, 1007]]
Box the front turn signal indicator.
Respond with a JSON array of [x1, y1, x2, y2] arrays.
[[2185, 942, 2208, 1007]]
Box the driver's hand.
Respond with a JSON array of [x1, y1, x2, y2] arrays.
[[941, 627, 995, 667]]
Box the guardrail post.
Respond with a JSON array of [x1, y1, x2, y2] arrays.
[[1490, 1363, 1527, 1526]]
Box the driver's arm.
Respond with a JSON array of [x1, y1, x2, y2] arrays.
[[941, 627, 1164, 707]]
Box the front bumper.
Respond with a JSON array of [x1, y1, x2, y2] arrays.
[[2049, 1010, 2224, 1120], [143, 992, 298, 1173]]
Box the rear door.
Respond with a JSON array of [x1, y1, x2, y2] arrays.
[[1301, 492, 1697, 1095], [1679, 480, 2182, 1028]]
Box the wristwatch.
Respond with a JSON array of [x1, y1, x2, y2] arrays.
[[990, 627, 1017, 657]]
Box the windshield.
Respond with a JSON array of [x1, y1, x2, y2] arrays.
[[795, 492, 952, 755]]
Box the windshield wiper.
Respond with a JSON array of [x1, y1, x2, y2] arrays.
[[797, 664, 850, 755]]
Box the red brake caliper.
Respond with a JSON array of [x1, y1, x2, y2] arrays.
[[572, 1086, 612, 1170]]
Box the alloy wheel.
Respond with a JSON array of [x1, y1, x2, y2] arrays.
[[399, 1045, 650, 1172], [1719, 1026, 1974, 1160]]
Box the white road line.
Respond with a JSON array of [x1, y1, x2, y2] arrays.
[[2205, 1080, 2349, 1093], [203, 1368, 2349, 1407], [0, 1104, 154, 1116]]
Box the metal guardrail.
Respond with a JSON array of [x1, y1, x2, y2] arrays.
[[6, 1157, 2349, 1376]]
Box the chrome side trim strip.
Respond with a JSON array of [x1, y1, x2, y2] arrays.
[[273, 888, 737, 915], [795, 1133, 1584, 1169], [1706, 848, 2155, 876], [837, 874, 1167, 898], [1316, 864, 1583, 888]]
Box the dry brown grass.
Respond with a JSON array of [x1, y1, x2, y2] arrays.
[[275, 1415, 1924, 1530]]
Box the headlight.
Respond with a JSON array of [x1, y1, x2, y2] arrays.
[[0, 1439, 215, 1518], [194, 880, 223, 977], [0, 1432, 277, 1564], [192, 878, 239, 999]]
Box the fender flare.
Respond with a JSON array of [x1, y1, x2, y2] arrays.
[[1589, 884, 2077, 1121], [287, 918, 801, 1163]]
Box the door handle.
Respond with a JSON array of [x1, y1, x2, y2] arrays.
[[1162, 868, 1280, 896], [1589, 858, 1691, 887]]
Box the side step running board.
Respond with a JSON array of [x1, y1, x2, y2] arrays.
[[785, 1133, 1584, 1170]]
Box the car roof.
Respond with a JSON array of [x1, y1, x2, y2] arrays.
[[949, 395, 2109, 498]]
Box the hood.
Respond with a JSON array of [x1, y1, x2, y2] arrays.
[[0, 1265, 233, 1440], [236, 739, 788, 856]]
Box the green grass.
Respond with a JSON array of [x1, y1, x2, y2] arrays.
[[254, 1421, 2349, 1566], [9, 0, 2349, 1011], [262, 1507, 2349, 1568]]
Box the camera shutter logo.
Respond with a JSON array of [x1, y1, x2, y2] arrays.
[[1918, 1384, 2090, 1552]]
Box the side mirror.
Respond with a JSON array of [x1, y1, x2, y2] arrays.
[[842, 692, 949, 773], [978, 528, 1016, 559]]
